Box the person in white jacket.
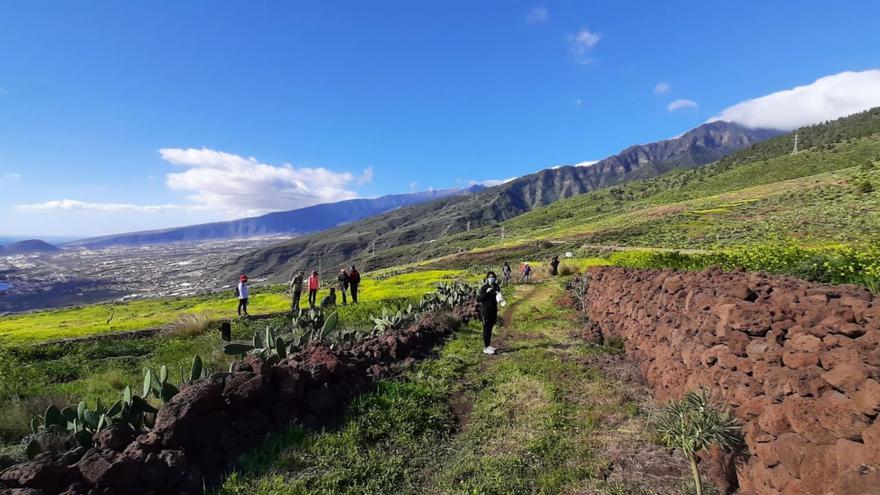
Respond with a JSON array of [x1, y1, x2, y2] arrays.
[[236, 274, 250, 317]]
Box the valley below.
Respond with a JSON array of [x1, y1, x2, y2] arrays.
[[0, 236, 293, 314]]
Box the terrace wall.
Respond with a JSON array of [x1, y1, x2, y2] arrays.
[[583, 266, 880, 495], [0, 308, 471, 495]]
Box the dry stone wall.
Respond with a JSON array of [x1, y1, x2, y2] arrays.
[[584, 266, 880, 495], [0, 311, 466, 495]]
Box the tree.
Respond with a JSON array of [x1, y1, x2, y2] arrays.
[[656, 390, 743, 495]]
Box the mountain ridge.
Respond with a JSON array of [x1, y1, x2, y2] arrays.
[[225, 120, 780, 281], [64, 187, 481, 249]]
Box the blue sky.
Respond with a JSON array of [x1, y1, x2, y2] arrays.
[[1, 1, 879, 237]]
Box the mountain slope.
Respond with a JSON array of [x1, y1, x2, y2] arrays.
[[65, 188, 477, 249], [226, 121, 779, 281], [0, 239, 60, 255]]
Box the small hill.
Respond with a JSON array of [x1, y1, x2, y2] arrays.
[[65, 188, 477, 248], [0, 239, 60, 255], [225, 121, 779, 281]]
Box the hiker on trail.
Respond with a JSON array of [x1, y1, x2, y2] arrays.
[[320, 288, 337, 309], [349, 265, 361, 303], [501, 262, 512, 285], [519, 263, 532, 283], [550, 255, 560, 276], [289, 271, 304, 312], [337, 268, 350, 305], [307, 271, 320, 309], [477, 271, 502, 355], [236, 275, 250, 317]]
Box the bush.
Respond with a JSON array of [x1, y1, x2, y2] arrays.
[[855, 179, 875, 194], [609, 243, 880, 293], [167, 312, 212, 337]]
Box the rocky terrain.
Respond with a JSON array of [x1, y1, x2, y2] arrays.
[[582, 266, 879, 495], [0, 308, 469, 494]]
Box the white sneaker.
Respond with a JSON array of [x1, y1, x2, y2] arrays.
[[483, 347, 496, 355]]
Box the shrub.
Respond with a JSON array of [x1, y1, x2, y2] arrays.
[[167, 312, 212, 337], [656, 390, 742, 495], [855, 179, 875, 194]]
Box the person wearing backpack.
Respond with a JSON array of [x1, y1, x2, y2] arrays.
[[236, 275, 250, 317], [289, 271, 304, 311], [307, 271, 320, 309], [320, 287, 337, 309], [501, 262, 512, 285], [519, 262, 532, 283], [477, 271, 502, 355], [337, 268, 350, 305], [550, 255, 560, 276], [348, 265, 361, 303]]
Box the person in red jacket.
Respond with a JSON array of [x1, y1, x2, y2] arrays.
[[348, 265, 361, 303], [307, 271, 320, 309]]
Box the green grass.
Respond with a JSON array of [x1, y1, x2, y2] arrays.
[[0, 270, 471, 344], [0, 270, 474, 456], [217, 280, 679, 495]]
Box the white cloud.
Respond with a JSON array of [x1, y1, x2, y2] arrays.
[[710, 69, 880, 130], [357, 166, 374, 186], [667, 98, 698, 111], [160, 147, 367, 216], [575, 98, 583, 106], [653, 82, 671, 95], [0, 86, 8, 95], [526, 6, 548, 24], [468, 177, 517, 187], [16, 199, 186, 212], [408, 181, 418, 192], [551, 160, 598, 170], [568, 29, 601, 65], [0, 172, 21, 182]]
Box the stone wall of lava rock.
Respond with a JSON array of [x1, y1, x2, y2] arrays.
[[583, 266, 879, 495], [0, 310, 466, 495]]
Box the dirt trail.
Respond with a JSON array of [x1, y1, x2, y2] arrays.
[[418, 280, 689, 494]]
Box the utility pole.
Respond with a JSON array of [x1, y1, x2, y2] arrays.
[[318, 252, 322, 275], [370, 240, 376, 258], [466, 220, 470, 232], [501, 225, 505, 240], [791, 133, 799, 155]]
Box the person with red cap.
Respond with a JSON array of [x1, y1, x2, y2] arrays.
[[236, 275, 250, 316]]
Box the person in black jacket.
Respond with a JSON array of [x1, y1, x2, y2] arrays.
[[477, 271, 502, 355]]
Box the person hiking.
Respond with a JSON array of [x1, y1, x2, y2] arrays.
[[519, 262, 532, 283], [337, 268, 350, 305], [320, 287, 337, 309], [477, 271, 502, 355], [236, 275, 250, 317], [501, 262, 512, 285], [289, 271, 304, 311], [307, 271, 320, 309], [349, 265, 361, 303], [550, 255, 560, 276]]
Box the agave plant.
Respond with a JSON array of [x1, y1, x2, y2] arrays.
[[656, 390, 743, 495], [223, 313, 341, 362]]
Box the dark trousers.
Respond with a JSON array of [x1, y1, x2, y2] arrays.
[[292, 289, 302, 311], [350, 283, 359, 303], [481, 314, 496, 347], [340, 287, 348, 305], [237, 298, 248, 316], [308, 289, 317, 308]]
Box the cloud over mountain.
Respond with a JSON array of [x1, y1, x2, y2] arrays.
[[711, 69, 880, 130]]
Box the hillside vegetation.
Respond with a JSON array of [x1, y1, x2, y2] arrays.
[[225, 121, 775, 281]]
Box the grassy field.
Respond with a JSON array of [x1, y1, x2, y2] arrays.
[[0, 269, 469, 344], [216, 278, 691, 495], [0, 269, 476, 457]]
